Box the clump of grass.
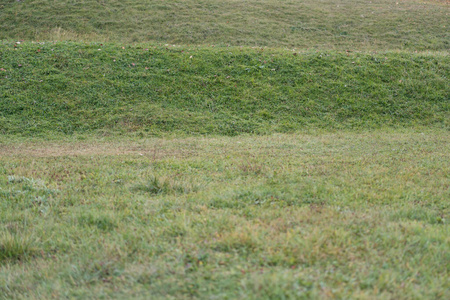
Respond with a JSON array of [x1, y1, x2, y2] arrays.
[[4, 175, 58, 214], [7, 175, 43, 186], [214, 230, 260, 253], [134, 176, 200, 195], [0, 232, 37, 263], [7, 175, 56, 194], [78, 213, 117, 231]]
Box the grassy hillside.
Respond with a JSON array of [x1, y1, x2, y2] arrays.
[[1, 0, 449, 50], [1, 42, 448, 137]]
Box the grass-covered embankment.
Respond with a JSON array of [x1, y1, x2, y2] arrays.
[[1, 0, 448, 51], [1, 42, 448, 137]]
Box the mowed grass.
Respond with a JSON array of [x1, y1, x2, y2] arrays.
[[1, 0, 449, 51], [0, 131, 449, 299]]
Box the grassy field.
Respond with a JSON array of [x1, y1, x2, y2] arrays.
[[1, 0, 449, 299], [1, 131, 449, 298]]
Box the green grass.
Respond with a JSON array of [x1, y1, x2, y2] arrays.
[[1, 42, 448, 138], [0, 131, 449, 298], [1, 0, 449, 51], [1, 0, 449, 298]]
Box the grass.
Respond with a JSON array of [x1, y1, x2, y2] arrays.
[[0, 0, 449, 298], [0, 232, 37, 263], [1, 42, 448, 138], [1, 0, 449, 51], [0, 131, 449, 298]]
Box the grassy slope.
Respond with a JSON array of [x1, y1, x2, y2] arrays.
[[1, 0, 449, 51], [1, 42, 448, 137], [1, 132, 449, 299]]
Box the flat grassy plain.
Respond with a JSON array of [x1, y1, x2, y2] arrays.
[[1, 0, 449, 299], [1, 131, 449, 299]]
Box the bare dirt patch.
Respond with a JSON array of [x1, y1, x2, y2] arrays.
[[0, 141, 198, 160]]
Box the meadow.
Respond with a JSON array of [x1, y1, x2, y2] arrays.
[[0, 0, 449, 299]]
